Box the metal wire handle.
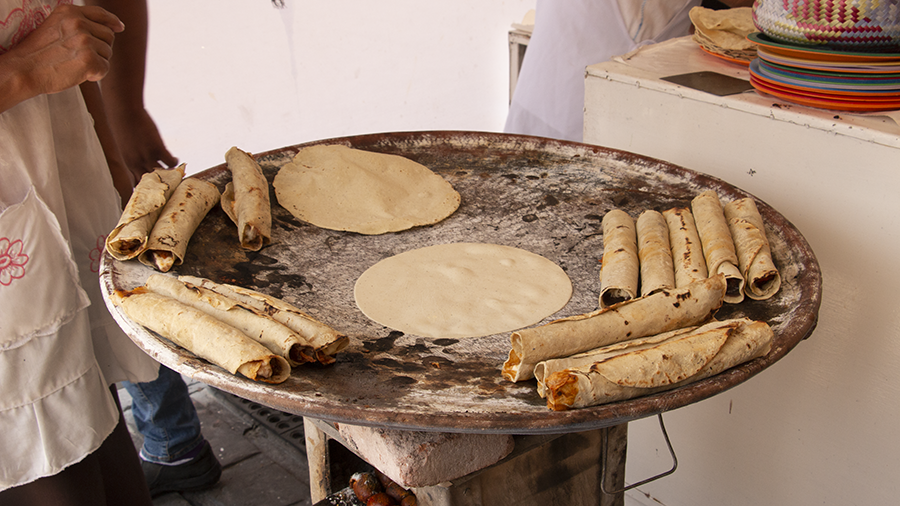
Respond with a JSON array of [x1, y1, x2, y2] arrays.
[[600, 413, 678, 496]]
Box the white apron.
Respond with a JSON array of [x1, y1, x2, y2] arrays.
[[0, 0, 158, 490], [505, 0, 701, 142]]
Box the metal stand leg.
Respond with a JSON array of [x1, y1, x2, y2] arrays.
[[601, 414, 678, 500]]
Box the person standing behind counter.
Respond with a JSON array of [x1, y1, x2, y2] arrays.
[[0, 2, 158, 504], [505, 0, 753, 142]]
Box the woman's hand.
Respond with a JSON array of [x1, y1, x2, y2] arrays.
[[0, 4, 124, 111]]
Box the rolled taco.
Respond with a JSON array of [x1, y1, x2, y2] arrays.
[[724, 198, 781, 300], [540, 318, 773, 410], [144, 274, 315, 366], [663, 207, 708, 287], [691, 190, 745, 303], [138, 178, 220, 272], [502, 274, 727, 382], [179, 275, 348, 364], [636, 210, 675, 297], [111, 289, 290, 383], [222, 147, 271, 251], [106, 165, 185, 260], [599, 209, 639, 308]]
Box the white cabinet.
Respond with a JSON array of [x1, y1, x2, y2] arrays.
[[583, 36, 900, 506]]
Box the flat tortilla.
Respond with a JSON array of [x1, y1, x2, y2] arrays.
[[636, 210, 675, 297], [663, 207, 708, 287], [273, 144, 460, 235], [502, 274, 727, 382], [106, 165, 185, 260], [724, 198, 781, 300], [111, 289, 290, 383], [599, 210, 638, 308], [179, 275, 348, 364], [138, 178, 220, 272], [540, 318, 773, 410], [222, 147, 271, 251], [144, 274, 315, 366], [354, 243, 572, 339], [692, 190, 745, 303]]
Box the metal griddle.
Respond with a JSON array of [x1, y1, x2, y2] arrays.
[[100, 131, 821, 435]]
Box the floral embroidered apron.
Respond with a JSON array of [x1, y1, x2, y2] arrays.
[[0, 0, 157, 489]]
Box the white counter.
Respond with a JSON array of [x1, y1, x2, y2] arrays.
[[583, 36, 900, 506]]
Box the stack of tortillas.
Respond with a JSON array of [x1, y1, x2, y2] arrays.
[[690, 6, 758, 63]]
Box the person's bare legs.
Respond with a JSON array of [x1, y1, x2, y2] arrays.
[[0, 387, 152, 506]]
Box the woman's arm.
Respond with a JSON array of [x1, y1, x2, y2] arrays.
[[81, 80, 134, 203], [86, 0, 178, 177]]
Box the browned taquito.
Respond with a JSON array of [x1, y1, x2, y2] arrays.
[[541, 318, 773, 410], [222, 147, 271, 251], [179, 275, 348, 364], [534, 325, 699, 398], [144, 274, 315, 366], [599, 209, 639, 308], [724, 198, 781, 300], [138, 178, 220, 272], [636, 210, 675, 296], [502, 274, 727, 382], [106, 165, 185, 260], [663, 207, 708, 287], [692, 190, 745, 303], [110, 289, 290, 383]]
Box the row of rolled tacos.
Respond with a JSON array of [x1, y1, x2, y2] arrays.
[[105, 147, 345, 383], [599, 189, 781, 308], [112, 274, 348, 383], [502, 190, 780, 411], [105, 147, 273, 272], [503, 274, 774, 410]]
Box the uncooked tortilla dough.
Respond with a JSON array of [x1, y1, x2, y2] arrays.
[[354, 243, 572, 338], [273, 144, 460, 235]]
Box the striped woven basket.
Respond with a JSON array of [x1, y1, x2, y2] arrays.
[[752, 0, 900, 50]]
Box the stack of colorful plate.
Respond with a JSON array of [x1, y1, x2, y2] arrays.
[[747, 32, 900, 112]]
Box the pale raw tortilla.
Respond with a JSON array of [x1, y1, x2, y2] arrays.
[[663, 207, 708, 287], [502, 274, 727, 382], [691, 190, 745, 303], [636, 210, 675, 297], [354, 243, 572, 339], [106, 165, 185, 260], [724, 198, 781, 300], [222, 147, 272, 251], [273, 144, 460, 235], [539, 318, 773, 410], [599, 209, 638, 308]]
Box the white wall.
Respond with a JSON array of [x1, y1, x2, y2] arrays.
[[144, 0, 535, 173]]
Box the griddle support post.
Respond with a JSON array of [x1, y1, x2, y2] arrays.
[[600, 414, 678, 499]]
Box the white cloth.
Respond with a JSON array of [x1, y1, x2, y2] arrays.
[[0, 0, 158, 490], [505, 0, 701, 141]]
